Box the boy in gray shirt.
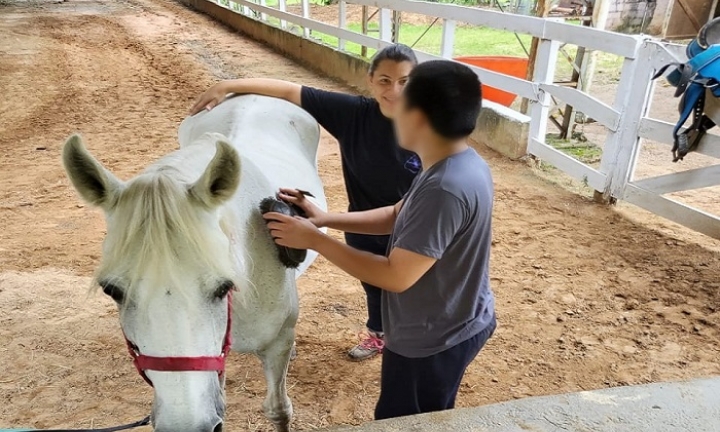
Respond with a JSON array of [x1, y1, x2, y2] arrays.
[[264, 60, 496, 420]]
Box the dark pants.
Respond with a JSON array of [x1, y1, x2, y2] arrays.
[[374, 317, 497, 420], [345, 233, 388, 334]]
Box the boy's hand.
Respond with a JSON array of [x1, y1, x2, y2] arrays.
[[263, 212, 324, 249], [278, 188, 328, 227], [189, 81, 230, 115]]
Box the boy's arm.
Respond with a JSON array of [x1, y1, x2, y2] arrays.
[[265, 188, 464, 292], [312, 235, 435, 293], [324, 188, 466, 291], [321, 200, 402, 235]]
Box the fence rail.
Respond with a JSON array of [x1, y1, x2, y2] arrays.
[[208, 0, 720, 239]]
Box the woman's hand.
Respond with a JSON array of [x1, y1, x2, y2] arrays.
[[278, 188, 328, 227], [189, 81, 231, 115], [263, 212, 324, 250]]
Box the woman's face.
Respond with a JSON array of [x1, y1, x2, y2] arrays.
[[368, 60, 415, 118]]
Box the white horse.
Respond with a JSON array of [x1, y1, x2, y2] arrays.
[[62, 95, 327, 432]]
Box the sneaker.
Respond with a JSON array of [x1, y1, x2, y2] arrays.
[[348, 330, 384, 361]]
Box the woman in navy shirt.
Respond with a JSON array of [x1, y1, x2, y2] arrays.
[[190, 44, 419, 361]]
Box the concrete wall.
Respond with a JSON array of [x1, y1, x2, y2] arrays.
[[177, 0, 530, 159], [178, 0, 371, 90], [606, 0, 659, 34], [320, 377, 720, 432]]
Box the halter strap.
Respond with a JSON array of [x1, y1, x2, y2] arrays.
[[124, 289, 234, 387]]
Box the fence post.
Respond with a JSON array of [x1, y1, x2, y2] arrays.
[[440, 19, 456, 59], [278, 0, 287, 29], [339, 0, 347, 50], [527, 38, 561, 150], [259, 0, 267, 21], [301, 0, 311, 38], [379, 8, 392, 42], [597, 39, 655, 200]]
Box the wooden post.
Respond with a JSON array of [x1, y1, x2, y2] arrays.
[[301, 0, 310, 38], [440, 19, 456, 59], [279, 0, 287, 29], [520, 0, 552, 114], [559, 45, 586, 139], [259, 0, 267, 21], [578, 0, 611, 98], [361, 5, 369, 57], [392, 10, 402, 43], [339, 0, 347, 50], [379, 8, 393, 42], [528, 38, 561, 148]]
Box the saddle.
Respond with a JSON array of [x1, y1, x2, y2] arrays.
[[259, 189, 315, 269], [653, 17, 720, 162]]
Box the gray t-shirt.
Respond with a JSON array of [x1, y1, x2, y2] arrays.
[[382, 147, 495, 358]]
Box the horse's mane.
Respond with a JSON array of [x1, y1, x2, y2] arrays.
[[95, 167, 238, 309]]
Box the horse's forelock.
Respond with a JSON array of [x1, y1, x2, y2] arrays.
[[95, 170, 237, 309]]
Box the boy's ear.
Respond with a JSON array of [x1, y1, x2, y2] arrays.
[[410, 107, 428, 129]]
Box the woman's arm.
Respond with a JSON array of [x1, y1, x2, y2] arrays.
[[190, 79, 302, 115]]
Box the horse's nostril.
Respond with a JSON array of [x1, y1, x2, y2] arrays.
[[213, 422, 223, 432]]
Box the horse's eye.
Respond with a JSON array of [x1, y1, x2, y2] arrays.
[[214, 280, 234, 300], [100, 282, 124, 303]]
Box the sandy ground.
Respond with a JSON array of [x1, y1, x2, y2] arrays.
[[1, 0, 720, 430]]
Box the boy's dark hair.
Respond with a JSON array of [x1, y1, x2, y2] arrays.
[[369, 44, 418, 75], [404, 60, 482, 140]]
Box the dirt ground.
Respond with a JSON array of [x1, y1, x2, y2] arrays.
[[1, 0, 720, 430]]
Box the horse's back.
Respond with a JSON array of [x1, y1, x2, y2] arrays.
[[178, 95, 326, 278], [179, 95, 320, 167]]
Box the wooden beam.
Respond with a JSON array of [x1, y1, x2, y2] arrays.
[[361, 5, 369, 57], [392, 10, 402, 43], [575, 0, 610, 123], [520, 0, 552, 114], [338, 0, 347, 50], [440, 19, 456, 59], [710, 0, 720, 23], [675, 0, 703, 31], [559, 45, 585, 139]]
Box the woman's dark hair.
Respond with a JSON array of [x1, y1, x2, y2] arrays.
[[368, 44, 418, 75]]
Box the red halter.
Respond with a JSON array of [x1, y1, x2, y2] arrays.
[[123, 290, 234, 387]]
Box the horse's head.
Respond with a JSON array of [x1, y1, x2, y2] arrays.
[[62, 134, 241, 432]]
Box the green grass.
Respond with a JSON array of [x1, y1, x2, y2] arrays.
[[310, 22, 623, 83], [546, 136, 602, 166], [222, 0, 624, 84]]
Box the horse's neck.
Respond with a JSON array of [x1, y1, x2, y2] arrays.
[[145, 140, 219, 184]]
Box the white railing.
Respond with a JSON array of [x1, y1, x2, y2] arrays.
[[211, 0, 720, 238]]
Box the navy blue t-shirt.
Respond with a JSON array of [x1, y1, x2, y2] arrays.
[[301, 86, 418, 252]]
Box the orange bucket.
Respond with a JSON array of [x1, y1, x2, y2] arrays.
[[454, 56, 529, 107]]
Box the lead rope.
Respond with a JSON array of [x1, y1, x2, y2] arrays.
[[15, 416, 151, 432]]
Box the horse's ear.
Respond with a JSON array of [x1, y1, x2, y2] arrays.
[[62, 134, 123, 210], [189, 140, 241, 208]]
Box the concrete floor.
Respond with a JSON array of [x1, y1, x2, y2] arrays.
[[322, 377, 720, 432]]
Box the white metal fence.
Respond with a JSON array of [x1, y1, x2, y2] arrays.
[[209, 0, 720, 238]]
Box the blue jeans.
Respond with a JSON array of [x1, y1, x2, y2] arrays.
[[374, 316, 497, 420]]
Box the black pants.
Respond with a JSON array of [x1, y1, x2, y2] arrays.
[[345, 233, 387, 334], [374, 317, 497, 420]]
